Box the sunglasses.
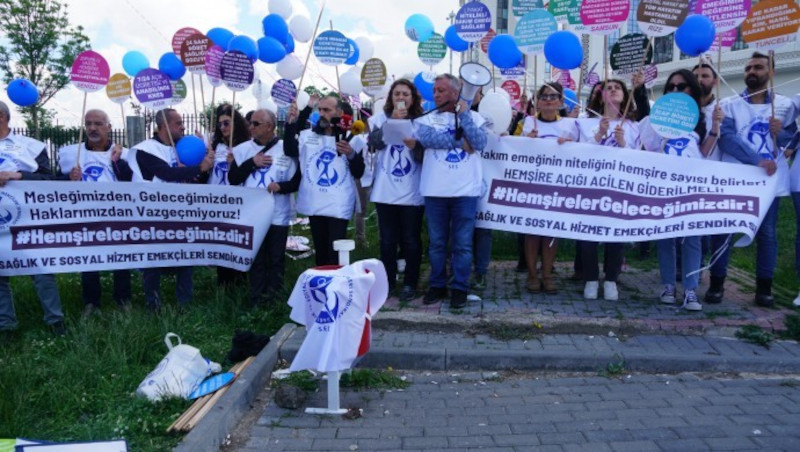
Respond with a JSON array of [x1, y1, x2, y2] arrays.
[[538, 94, 561, 101], [249, 121, 263, 127], [666, 82, 689, 92], [218, 120, 231, 127]]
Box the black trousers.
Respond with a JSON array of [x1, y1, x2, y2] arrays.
[[82, 270, 131, 306], [580, 241, 624, 282], [375, 203, 424, 290], [309, 216, 349, 266], [249, 225, 290, 305]]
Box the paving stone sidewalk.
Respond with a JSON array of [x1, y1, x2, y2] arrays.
[[238, 371, 800, 452]]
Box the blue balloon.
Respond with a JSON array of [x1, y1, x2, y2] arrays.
[[7, 78, 38, 107], [158, 52, 186, 81], [263, 14, 289, 42], [228, 35, 258, 62], [309, 111, 320, 126], [414, 72, 434, 102], [675, 15, 716, 57], [405, 14, 434, 42], [176, 136, 206, 166], [563, 88, 578, 112], [488, 34, 523, 69], [444, 25, 469, 52], [207, 27, 234, 49], [258, 36, 287, 63], [345, 38, 359, 65], [544, 31, 583, 70], [122, 51, 149, 77], [284, 33, 295, 54]]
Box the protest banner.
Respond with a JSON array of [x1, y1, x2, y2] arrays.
[[475, 136, 776, 245], [455, 1, 492, 42], [0, 181, 274, 276]]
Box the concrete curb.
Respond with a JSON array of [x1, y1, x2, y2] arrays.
[[279, 329, 800, 375], [174, 323, 296, 452]]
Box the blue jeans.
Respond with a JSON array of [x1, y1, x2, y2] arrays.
[[142, 267, 193, 308], [425, 196, 478, 293], [0, 274, 64, 330], [755, 198, 779, 279], [793, 192, 800, 280], [473, 228, 493, 276], [658, 236, 701, 290]]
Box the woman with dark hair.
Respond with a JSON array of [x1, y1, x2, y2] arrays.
[[520, 82, 577, 294], [368, 79, 426, 301], [209, 103, 250, 287], [639, 69, 709, 311], [576, 79, 641, 301]]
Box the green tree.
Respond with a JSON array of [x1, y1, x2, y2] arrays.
[[0, 0, 90, 138]]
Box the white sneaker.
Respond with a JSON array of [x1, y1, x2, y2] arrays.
[[683, 290, 702, 311], [793, 290, 800, 307], [584, 281, 599, 300], [397, 259, 406, 274], [660, 284, 676, 304], [603, 281, 619, 301]]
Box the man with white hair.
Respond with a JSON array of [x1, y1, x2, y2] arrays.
[[0, 101, 66, 337], [58, 109, 133, 316]]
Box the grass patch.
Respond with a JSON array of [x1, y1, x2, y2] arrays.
[[780, 314, 800, 342], [735, 325, 775, 348], [276, 370, 320, 393], [340, 369, 410, 390], [598, 354, 627, 378]]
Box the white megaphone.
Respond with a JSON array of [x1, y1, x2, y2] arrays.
[[459, 62, 492, 107]]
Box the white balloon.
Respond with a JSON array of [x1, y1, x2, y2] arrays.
[[296, 90, 310, 110], [276, 54, 303, 80], [289, 15, 314, 43], [478, 92, 512, 135], [268, 0, 292, 19], [484, 86, 511, 104], [354, 37, 374, 63], [340, 70, 363, 96], [264, 98, 278, 115], [373, 98, 386, 115]]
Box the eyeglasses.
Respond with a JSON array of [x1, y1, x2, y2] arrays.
[[218, 120, 231, 128], [666, 82, 689, 92], [538, 94, 561, 101], [249, 121, 262, 128]]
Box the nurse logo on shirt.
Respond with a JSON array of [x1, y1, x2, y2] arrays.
[[0, 192, 21, 230], [214, 161, 229, 184], [389, 145, 412, 177], [316, 150, 339, 186], [82, 164, 106, 181], [665, 137, 690, 156], [250, 166, 271, 188], [747, 120, 772, 158]]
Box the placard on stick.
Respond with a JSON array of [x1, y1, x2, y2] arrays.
[[106, 73, 131, 104], [741, 0, 800, 51], [181, 33, 213, 74], [480, 29, 497, 54], [205, 45, 225, 87], [550, 0, 587, 33], [313, 30, 350, 66], [133, 68, 173, 109], [650, 93, 699, 139], [418, 33, 447, 66], [636, 0, 690, 37], [455, 1, 492, 42], [171, 79, 187, 105], [512, 0, 544, 17], [71, 50, 110, 93], [271, 79, 297, 107], [579, 0, 630, 35], [694, 0, 751, 33], [610, 34, 653, 77], [220, 51, 254, 92], [515, 9, 558, 55], [360, 58, 387, 97]]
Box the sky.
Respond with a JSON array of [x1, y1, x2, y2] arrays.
[[4, 0, 459, 128]]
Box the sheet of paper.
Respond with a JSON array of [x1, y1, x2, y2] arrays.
[[382, 119, 414, 146]]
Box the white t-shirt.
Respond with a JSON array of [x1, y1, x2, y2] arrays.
[[232, 138, 297, 226], [296, 130, 359, 220], [58, 143, 129, 182], [521, 116, 578, 141], [208, 142, 232, 186], [639, 116, 702, 159], [416, 110, 485, 198], [0, 133, 44, 173], [129, 138, 178, 184], [575, 117, 641, 150], [369, 111, 423, 206], [722, 94, 795, 196]]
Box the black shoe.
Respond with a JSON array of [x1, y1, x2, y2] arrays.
[[755, 278, 774, 308], [704, 276, 725, 304], [450, 290, 467, 309], [515, 263, 527, 273], [423, 287, 448, 305], [50, 321, 67, 337], [399, 286, 416, 302]]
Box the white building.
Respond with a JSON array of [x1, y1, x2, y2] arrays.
[[460, 0, 800, 102]]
